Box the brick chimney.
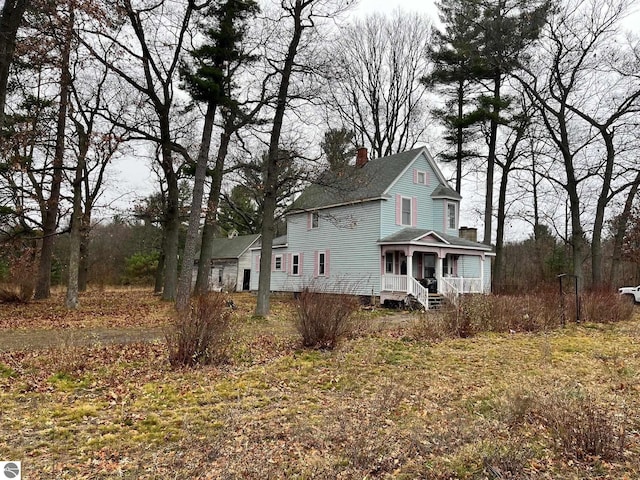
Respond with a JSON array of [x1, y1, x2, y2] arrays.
[[356, 147, 368, 168], [459, 226, 477, 242]]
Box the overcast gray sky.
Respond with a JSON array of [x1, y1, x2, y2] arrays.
[[354, 0, 437, 16]]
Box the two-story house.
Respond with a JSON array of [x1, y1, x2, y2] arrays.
[[249, 146, 493, 308]]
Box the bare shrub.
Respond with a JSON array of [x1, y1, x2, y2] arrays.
[[500, 387, 536, 429], [0, 248, 36, 303], [581, 290, 635, 324], [166, 293, 232, 367], [410, 310, 472, 341], [536, 388, 626, 461], [295, 286, 360, 349], [483, 441, 533, 479], [435, 293, 565, 339]]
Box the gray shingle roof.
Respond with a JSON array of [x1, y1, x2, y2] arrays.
[[378, 228, 492, 251], [251, 234, 288, 249], [431, 184, 462, 200], [210, 234, 261, 259], [292, 148, 426, 211]]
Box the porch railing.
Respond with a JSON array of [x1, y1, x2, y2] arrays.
[[382, 274, 407, 293], [408, 277, 430, 309], [440, 276, 484, 295], [383, 275, 485, 296]]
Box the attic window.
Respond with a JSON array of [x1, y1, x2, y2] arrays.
[[416, 170, 428, 185], [311, 212, 319, 229]]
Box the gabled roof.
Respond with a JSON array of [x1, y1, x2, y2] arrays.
[[210, 233, 261, 259], [292, 147, 451, 211], [378, 228, 493, 252], [431, 184, 462, 200]]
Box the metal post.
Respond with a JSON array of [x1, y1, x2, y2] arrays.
[[558, 274, 566, 328]]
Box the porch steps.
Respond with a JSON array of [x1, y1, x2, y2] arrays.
[[406, 293, 447, 310], [427, 294, 447, 310]]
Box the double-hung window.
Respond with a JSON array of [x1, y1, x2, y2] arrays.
[[318, 252, 326, 276], [447, 203, 457, 230], [274, 255, 283, 271], [292, 254, 300, 275], [385, 252, 394, 273], [401, 197, 412, 226]]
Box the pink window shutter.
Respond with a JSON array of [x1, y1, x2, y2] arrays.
[[283, 253, 287, 272], [412, 197, 418, 227], [287, 253, 292, 274], [395, 194, 401, 225], [299, 252, 304, 274], [413, 169, 418, 184], [313, 250, 318, 277]]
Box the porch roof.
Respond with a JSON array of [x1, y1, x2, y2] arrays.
[[377, 228, 494, 252]]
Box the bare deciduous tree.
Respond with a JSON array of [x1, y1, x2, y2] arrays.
[[324, 9, 432, 159]]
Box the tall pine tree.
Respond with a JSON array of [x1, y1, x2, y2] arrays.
[[176, 0, 259, 310], [424, 0, 485, 193], [428, 0, 548, 249]]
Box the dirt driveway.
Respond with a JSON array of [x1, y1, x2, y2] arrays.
[[0, 326, 167, 352], [0, 312, 417, 352]]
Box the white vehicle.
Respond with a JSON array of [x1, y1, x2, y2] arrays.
[[618, 285, 640, 303]]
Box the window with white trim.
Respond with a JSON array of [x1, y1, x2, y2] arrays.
[[311, 211, 319, 229], [274, 254, 283, 271], [385, 252, 394, 273], [318, 252, 326, 276], [401, 197, 412, 226], [447, 203, 457, 229], [416, 171, 427, 185], [292, 254, 300, 275]]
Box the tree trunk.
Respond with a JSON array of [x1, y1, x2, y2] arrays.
[[176, 102, 216, 311], [161, 138, 180, 301], [78, 210, 91, 292], [154, 228, 167, 294], [0, 0, 29, 126], [609, 171, 640, 285], [34, 6, 73, 299], [482, 74, 501, 245], [493, 163, 509, 292], [455, 81, 464, 193], [591, 132, 616, 288], [66, 120, 89, 308], [255, 0, 306, 317], [195, 125, 232, 294]]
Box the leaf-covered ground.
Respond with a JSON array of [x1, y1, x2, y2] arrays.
[[1, 288, 639, 479]]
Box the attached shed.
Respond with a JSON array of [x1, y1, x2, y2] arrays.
[[204, 233, 260, 292]]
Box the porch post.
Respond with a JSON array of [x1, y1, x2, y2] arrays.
[[406, 254, 413, 294], [480, 255, 485, 293], [436, 254, 443, 290]]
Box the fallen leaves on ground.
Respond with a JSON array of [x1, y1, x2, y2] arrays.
[[0, 289, 639, 479]]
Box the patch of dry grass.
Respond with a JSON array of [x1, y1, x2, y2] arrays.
[[0, 290, 639, 479]]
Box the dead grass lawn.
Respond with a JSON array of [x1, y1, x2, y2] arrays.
[[1, 288, 639, 479]]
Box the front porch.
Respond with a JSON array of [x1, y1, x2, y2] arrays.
[[379, 240, 490, 309]]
